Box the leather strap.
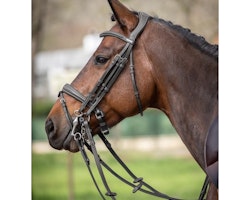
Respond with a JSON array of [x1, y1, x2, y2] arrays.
[[100, 31, 134, 44], [58, 92, 73, 127], [62, 83, 86, 103]]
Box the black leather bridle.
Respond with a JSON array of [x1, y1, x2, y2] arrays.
[[57, 12, 209, 200]]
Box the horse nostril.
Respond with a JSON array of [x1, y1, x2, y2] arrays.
[[45, 118, 55, 136]]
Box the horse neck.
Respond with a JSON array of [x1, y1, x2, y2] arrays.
[[144, 23, 218, 169]]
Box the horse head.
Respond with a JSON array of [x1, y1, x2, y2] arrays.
[[45, 0, 156, 152]]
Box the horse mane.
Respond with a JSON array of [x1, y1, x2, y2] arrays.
[[110, 13, 218, 59], [153, 17, 218, 59]]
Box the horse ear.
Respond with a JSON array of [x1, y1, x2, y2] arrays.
[[107, 0, 138, 31]]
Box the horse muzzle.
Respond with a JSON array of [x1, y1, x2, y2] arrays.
[[45, 117, 79, 152]]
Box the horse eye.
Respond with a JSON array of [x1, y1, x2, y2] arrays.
[[95, 56, 109, 65]]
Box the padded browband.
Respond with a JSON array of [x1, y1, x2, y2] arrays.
[[100, 31, 134, 44]]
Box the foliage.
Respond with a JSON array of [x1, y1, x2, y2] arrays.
[[32, 109, 176, 141], [111, 109, 176, 137], [32, 99, 53, 117], [32, 151, 205, 200], [32, 116, 48, 140], [32, 0, 218, 52]]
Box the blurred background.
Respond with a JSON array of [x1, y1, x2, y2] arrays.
[[32, 0, 218, 199]]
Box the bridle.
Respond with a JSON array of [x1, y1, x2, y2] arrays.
[[58, 12, 209, 200]]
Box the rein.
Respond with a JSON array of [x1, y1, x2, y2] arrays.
[[58, 12, 209, 200]]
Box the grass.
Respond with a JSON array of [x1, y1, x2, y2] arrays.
[[32, 150, 206, 200]]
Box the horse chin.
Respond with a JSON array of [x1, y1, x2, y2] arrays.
[[62, 132, 79, 152], [63, 140, 79, 152]]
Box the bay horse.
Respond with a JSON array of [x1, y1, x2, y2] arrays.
[[45, 0, 218, 199]]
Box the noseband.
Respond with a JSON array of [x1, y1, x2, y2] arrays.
[[57, 12, 208, 200]]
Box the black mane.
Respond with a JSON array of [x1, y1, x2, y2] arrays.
[[110, 13, 218, 59], [154, 17, 218, 59]]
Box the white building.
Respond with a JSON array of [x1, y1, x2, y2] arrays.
[[33, 34, 102, 100]]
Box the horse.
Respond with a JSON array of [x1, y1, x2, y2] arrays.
[[45, 0, 218, 199]]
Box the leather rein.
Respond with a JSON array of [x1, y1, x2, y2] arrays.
[[58, 12, 209, 200]]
